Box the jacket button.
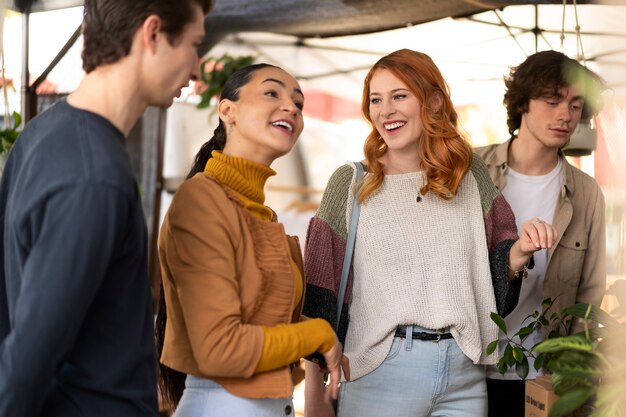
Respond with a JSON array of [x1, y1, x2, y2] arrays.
[[284, 405, 293, 415]]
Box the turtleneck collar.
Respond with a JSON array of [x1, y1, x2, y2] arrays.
[[204, 151, 276, 221]]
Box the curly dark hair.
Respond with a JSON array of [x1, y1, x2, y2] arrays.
[[81, 0, 213, 73], [503, 50, 606, 137]]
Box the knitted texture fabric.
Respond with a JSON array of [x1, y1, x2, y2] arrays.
[[303, 156, 521, 380], [202, 151, 335, 374], [205, 150, 276, 221]]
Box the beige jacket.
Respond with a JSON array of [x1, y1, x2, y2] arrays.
[[159, 173, 304, 398], [475, 139, 606, 335]]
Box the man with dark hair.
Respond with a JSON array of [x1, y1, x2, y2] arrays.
[[475, 50, 607, 417], [0, 1, 212, 416]]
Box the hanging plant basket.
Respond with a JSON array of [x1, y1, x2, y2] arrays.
[[196, 54, 256, 109]]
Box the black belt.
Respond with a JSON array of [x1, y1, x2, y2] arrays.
[[394, 327, 453, 342]]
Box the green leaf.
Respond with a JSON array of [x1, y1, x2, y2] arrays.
[[515, 355, 529, 380], [12, 111, 22, 129], [550, 371, 593, 396], [547, 329, 563, 339], [491, 312, 507, 334], [547, 351, 600, 379], [534, 352, 546, 371], [515, 325, 534, 341], [497, 358, 508, 375], [548, 387, 594, 417], [513, 347, 525, 363], [196, 94, 212, 109], [503, 344, 516, 367], [486, 340, 498, 355], [534, 335, 593, 354], [563, 303, 619, 328]]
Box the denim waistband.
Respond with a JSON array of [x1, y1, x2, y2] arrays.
[[185, 374, 222, 389]]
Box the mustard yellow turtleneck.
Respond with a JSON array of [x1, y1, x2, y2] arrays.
[[204, 151, 335, 372]]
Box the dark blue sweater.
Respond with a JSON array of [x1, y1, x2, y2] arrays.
[[0, 100, 158, 416]]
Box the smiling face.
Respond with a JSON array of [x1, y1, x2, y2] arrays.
[[519, 84, 585, 150], [368, 69, 424, 158], [220, 67, 305, 165]]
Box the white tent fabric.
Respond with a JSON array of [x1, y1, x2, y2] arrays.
[[205, 4, 626, 104]]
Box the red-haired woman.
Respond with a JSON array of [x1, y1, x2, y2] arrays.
[[303, 49, 556, 417]]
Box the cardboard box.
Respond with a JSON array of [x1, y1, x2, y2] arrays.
[[525, 375, 559, 417]]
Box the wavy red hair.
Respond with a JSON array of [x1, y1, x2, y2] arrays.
[[358, 49, 473, 202]]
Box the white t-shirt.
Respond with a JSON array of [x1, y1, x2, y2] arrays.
[[486, 158, 563, 380]]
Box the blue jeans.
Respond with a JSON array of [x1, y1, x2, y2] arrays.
[[337, 326, 487, 417], [173, 375, 295, 417]]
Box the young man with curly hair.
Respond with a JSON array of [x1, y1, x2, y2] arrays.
[[475, 50, 607, 417]]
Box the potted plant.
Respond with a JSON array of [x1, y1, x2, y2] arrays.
[[488, 290, 624, 417]]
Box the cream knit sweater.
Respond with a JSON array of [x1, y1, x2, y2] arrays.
[[303, 158, 522, 382], [345, 169, 498, 380]]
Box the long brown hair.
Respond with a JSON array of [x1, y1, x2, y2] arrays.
[[359, 49, 472, 202]]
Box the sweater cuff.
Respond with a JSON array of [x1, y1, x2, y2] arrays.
[[255, 319, 335, 373]]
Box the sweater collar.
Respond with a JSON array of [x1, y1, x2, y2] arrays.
[[204, 151, 276, 220]]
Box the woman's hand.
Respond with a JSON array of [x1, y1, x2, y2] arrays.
[[519, 217, 557, 253], [322, 336, 350, 400], [304, 336, 350, 417], [509, 217, 558, 272], [304, 361, 336, 417]]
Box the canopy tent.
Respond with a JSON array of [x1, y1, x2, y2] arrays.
[[6, 0, 598, 32], [199, 1, 626, 103], [198, 0, 606, 49], [7, 1, 625, 110], [6, 0, 625, 120]]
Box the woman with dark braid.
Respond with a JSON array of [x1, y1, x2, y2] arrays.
[[155, 63, 348, 417]]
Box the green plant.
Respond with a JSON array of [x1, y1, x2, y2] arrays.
[[2, 49, 22, 156], [196, 53, 256, 109], [489, 298, 623, 417], [0, 110, 22, 155], [487, 297, 571, 380]]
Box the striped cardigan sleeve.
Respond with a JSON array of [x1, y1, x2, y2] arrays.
[[471, 154, 523, 317], [303, 164, 355, 343]]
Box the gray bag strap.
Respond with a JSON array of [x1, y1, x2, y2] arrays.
[[335, 161, 365, 329]]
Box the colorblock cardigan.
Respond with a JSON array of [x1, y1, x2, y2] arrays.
[[303, 155, 523, 371]]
